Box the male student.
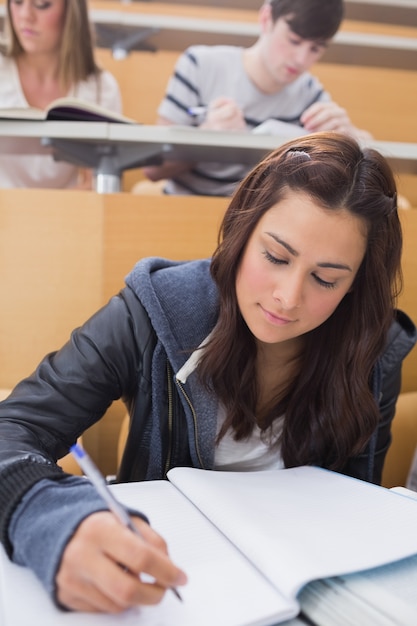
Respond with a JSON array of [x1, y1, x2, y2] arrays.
[[143, 0, 371, 196]]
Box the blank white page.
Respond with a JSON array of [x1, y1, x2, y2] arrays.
[[167, 466, 417, 600], [0, 481, 295, 626]]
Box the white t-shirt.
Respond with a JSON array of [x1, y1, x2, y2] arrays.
[[214, 408, 285, 471], [176, 337, 286, 472], [0, 55, 122, 188]]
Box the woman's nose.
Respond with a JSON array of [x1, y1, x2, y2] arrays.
[[19, 1, 36, 21], [273, 276, 303, 310]]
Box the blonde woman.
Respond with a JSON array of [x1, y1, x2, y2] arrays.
[[0, 0, 122, 188]]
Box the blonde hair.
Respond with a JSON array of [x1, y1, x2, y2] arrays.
[[5, 0, 99, 89]]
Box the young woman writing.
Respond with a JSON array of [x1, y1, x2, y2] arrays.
[[0, 132, 415, 612]]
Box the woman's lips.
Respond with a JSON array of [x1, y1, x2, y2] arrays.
[[260, 305, 295, 325]]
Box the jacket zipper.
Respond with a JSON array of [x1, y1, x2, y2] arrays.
[[164, 360, 174, 476], [175, 378, 205, 469]]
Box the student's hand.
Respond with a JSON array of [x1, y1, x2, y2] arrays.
[[300, 101, 372, 140], [56, 511, 187, 613], [75, 168, 94, 190], [201, 97, 246, 131]]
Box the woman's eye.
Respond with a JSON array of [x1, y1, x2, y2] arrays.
[[263, 251, 287, 266], [27, 1, 52, 8], [314, 275, 336, 289]]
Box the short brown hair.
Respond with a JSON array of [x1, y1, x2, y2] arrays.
[[269, 0, 344, 41]]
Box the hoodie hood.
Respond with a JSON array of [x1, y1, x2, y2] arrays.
[[125, 257, 219, 372], [125, 257, 220, 470]]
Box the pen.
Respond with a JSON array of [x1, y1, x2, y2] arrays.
[[70, 443, 183, 602], [187, 105, 208, 116]]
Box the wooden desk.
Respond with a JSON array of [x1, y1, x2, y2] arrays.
[[90, 5, 417, 70], [0, 119, 281, 192], [1, 1, 416, 69], [344, 0, 417, 27], [2, 120, 417, 194], [92, 0, 417, 28]]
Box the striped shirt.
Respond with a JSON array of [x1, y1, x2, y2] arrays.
[[158, 45, 329, 196]]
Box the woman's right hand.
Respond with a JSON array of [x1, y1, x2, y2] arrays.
[[56, 511, 187, 612]]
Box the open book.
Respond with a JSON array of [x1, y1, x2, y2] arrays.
[[252, 119, 308, 138], [0, 97, 136, 124], [298, 485, 417, 625], [2, 466, 417, 625]]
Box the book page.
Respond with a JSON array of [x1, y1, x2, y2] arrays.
[[45, 98, 137, 124], [299, 555, 417, 626], [167, 466, 417, 601], [0, 99, 136, 124], [0, 107, 45, 120], [252, 119, 308, 138], [390, 486, 417, 501], [0, 481, 296, 626]]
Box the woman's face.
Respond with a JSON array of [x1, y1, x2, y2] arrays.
[[235, 190, 367, 350], [9, 0, 66, 56]]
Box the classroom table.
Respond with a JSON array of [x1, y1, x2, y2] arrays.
[[90, 7, 417, 70], [1, 119, 417, 193], [93, 0, 417, 28], [0, 2, 416, 69], [345, 0, 417, 27]]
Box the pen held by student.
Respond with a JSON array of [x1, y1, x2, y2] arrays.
[[187, 105, 208, 116], [70, 443, 183, 602]]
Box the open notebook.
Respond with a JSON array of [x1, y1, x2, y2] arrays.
[[2, 466, 417, 625], [0, 97, 136, 124]]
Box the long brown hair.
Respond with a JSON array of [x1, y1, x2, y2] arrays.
[[5, 0, 99, 89], [198, 132, 401, 471]]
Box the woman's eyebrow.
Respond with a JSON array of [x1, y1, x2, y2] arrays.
[[266, 232, 298, 256], [317, 261, 353, 271], [265, 232, 353, 272]]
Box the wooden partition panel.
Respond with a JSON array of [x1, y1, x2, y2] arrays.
[[0, 190, 105, 386], [313, 64, 417, 144], [102, 193, 227, 299], [0, 190, 227, 383]]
